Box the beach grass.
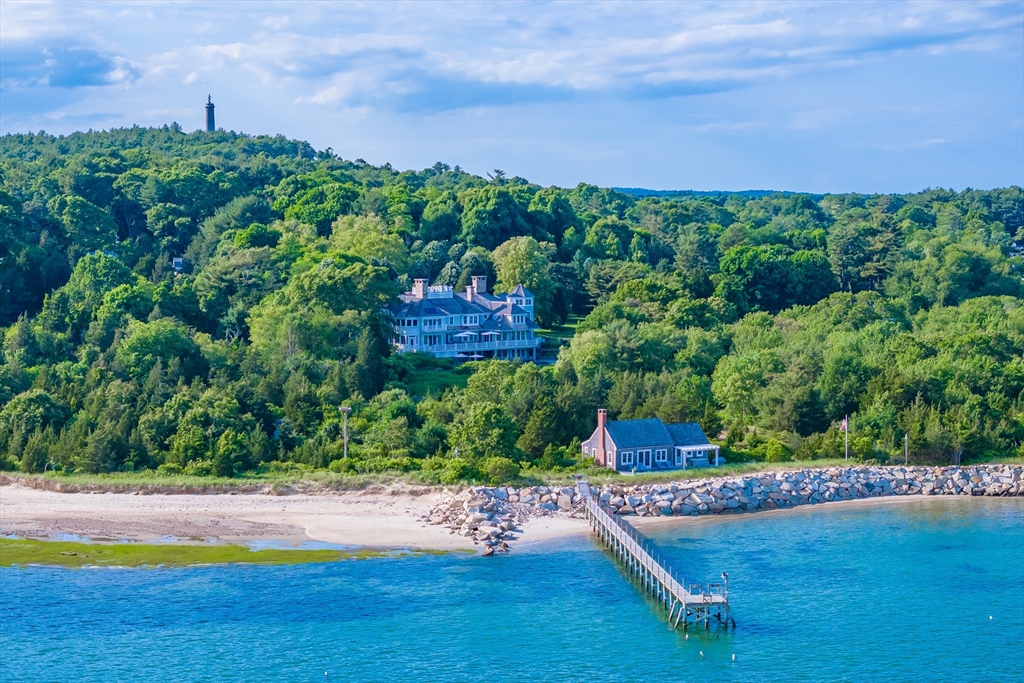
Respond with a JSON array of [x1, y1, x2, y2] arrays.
[[4, 457, 1017, 495], [526, 459, 918, 487], [0, 538, 401, 568]]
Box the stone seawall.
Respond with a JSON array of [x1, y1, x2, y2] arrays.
[[590, 464, 1022, 517], [427, 465, 1022, 540]]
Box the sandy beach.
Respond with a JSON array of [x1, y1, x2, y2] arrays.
[[0, 483, 589, 550]]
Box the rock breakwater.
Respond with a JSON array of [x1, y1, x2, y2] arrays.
[[423, 485, 586, 549], [426, 465, 1022, 538], [591, 464, 1022, 518]]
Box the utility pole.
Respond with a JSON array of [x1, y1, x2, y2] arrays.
[[844, 414, 849, 461], [339, 406, 351, 459]]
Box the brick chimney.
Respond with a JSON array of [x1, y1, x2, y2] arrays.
[[596, 408, 607, 467], [472, 275, 487, 296], [412, 279, 428, 299]]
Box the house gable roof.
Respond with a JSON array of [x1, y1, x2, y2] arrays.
[[604, 418, 672, 449], [665, 422, 711, 447]]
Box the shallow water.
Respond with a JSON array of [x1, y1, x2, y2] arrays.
[[2, 497, 1021, 682]]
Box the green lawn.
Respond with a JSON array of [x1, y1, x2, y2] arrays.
[[404, 366, 468, 398], [536, 314, 582, 342], [0, 537, 399, 568]]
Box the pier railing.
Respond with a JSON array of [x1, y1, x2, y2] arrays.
[[576, 479, 732, 630]]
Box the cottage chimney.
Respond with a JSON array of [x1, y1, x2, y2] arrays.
[[471, 275, 487, 296], [412, 279, 428, 299], [596, 408, 607, 467]]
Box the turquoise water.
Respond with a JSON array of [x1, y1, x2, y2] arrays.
[[2, 497, 1022, 682]]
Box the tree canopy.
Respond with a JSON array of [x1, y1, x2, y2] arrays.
[[1, 126, 1021, 478]]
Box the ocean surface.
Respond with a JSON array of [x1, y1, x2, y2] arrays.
[[2, 497, 1022, 683]]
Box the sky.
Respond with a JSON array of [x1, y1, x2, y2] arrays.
[[1, 0, 1022, 193]]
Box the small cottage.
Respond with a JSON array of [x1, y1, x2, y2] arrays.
[[581, 409, 721, 472]]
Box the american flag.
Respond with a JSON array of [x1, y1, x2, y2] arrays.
[[840, 416, 848, 432]]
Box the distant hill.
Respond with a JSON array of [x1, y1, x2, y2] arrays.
[[614, 188, 780, 198]]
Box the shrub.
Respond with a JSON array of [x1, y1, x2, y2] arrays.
[[156, 462, 183, 475], [438, 458, 478, 485], [353, 456, 420, 474], [329, 457, 357, 474], [259, 461, 313, 475], [481, 456, 520, 484], [419, 455, 447, 471], [183, 459, 213, 476], [763, 439, 792, 463]]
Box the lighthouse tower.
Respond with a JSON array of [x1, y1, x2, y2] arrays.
[[205, 95, 215, 132]]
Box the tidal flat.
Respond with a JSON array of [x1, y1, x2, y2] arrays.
[[0, 538, 409, 568]]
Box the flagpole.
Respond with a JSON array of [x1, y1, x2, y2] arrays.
[[844, 414, 849, 461]]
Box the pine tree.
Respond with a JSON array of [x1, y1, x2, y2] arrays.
[[354, 327, 384, 399]]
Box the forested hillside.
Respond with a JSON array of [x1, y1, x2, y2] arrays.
[[1, 127, 1022, 481]]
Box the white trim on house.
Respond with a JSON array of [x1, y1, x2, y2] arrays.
[[390, 276, 541, 360]]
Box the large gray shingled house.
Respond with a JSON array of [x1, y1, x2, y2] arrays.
[[390, 276, 542, 360], [581, 409, 721, 472]]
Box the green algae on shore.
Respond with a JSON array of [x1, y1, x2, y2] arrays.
[[0, 538, 405, 568]]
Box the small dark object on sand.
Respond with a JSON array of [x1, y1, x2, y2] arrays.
[[482, 547, 495, 557]]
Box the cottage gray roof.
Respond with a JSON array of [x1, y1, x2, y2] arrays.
[[665, 422, 711, 447], [601, 418, 711, 450], [605, 418, 672, 449]]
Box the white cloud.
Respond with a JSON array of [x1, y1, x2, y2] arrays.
[[5, 0, 1020, 111], [261, 15, 290, 30], [1, 0, 1020, 192]]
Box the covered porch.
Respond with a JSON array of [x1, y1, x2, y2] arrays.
[[673, 446, 720, 468]]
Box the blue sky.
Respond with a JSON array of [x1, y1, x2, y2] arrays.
[[1, 1, 1021, 193]]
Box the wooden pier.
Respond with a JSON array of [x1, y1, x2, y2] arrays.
[[576, 478, 732, 630]]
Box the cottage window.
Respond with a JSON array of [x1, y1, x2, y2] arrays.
[[621, 451, 634, 465], [655, 449, 668, 463]]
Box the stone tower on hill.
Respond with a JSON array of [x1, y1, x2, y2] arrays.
[[205, 95, 215, 132]]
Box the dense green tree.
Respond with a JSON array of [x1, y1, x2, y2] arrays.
[[459, 186, 531, 249], [115, 318, 206, 381], [492, 236, 556, 324], [449, 402, 522, 463], [1, 127, 1019, 479]]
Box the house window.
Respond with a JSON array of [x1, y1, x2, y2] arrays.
[[621, 451, 634, 465], [655, 449, 668, 463], [526, 299, 532, 306]]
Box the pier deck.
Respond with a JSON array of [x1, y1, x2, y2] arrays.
[[577, 479, 732, 629]]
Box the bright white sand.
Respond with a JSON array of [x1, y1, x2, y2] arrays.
[[0, 484, 589, 550], [1, 484, 954, 551]]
